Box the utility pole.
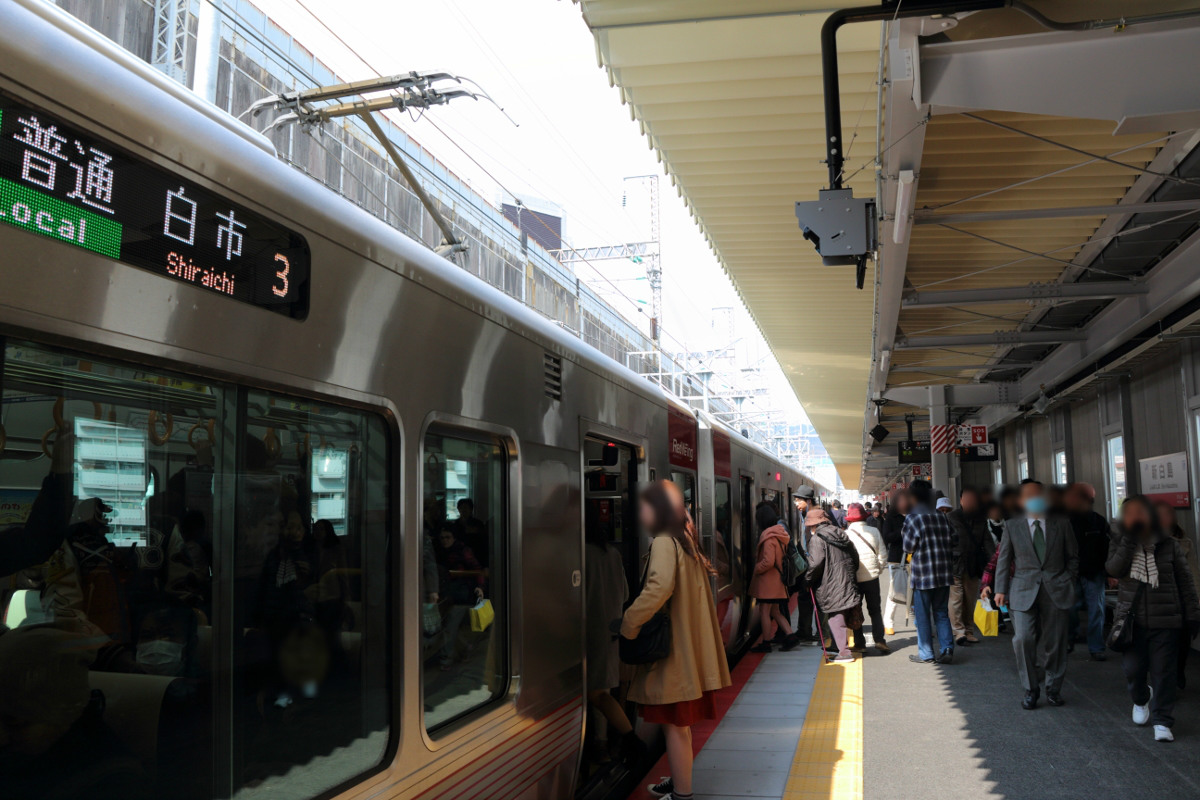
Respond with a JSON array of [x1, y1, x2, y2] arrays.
[[624, 174, 662, 344]]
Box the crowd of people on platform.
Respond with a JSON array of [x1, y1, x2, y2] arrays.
[[871, 476, 1200, 746]]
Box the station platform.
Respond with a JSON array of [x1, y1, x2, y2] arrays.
[[631, 616, 1200, 800]]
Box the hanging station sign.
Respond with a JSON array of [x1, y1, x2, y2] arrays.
[[898, 440, 931, 464], [0, 97, 310, 318], [1139, 452, 1190, 508]]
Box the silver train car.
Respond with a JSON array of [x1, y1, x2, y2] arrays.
[[0, 3, 828, 799]]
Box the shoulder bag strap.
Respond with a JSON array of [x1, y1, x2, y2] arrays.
[[849, 527, 879, 556]]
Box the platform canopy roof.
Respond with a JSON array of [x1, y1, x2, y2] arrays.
[[575, 1, 1200, 490]]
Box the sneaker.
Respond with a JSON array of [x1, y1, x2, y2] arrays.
[[908, 654, 934, 664], [1155, 725, 1174, 742], [1133, 686, 1153, 726], [780, 634, 801, 652], [1089, 652, 1107, 662], [648, 776, 674, 797], [875, 641, 891, 654], [965, 633, 981, 644], [885, 627, 895, 636], [832, 653, 855, 664], [750, 642, 773, 653]]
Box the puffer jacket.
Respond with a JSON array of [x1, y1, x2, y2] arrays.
[[845, 521, 885, 582], [1106, 528, 1200, 630], [805, 522, 862, 613], [750, 524, 790, 600]]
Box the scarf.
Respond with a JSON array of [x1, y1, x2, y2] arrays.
[[1130, 543, 1159, 588]]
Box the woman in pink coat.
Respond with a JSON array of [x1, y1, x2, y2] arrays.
[[750, 501, 799, 652]]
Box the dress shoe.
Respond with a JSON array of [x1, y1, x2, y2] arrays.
[[965, 633, 981, 644], [1022, 690, 1040, 710], [955, 636, 972, 647], [936, 649, 954, 665], [1046, 691, 1065, 707], [1089, 652, 1107, 662]]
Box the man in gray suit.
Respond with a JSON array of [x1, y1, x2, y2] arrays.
[[995, 480, 1079, 709]]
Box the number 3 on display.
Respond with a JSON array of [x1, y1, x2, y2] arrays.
[[272, 253, 289, 298]]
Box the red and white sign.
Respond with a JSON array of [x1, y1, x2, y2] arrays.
[[970, 425, 988, 445], [912, 464, 927, 477], [667, 405, 698, 471], [931, 424, 955, 455], [712, 430, 732, 479], [1140, 452, 1190, 508]]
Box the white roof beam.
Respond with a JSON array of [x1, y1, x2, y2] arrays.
[[919, 17, 1200, 133], [914, 199, 1200, 226], [902, 280, 1148, 309], [895, 330, 1088, 350], [881, 382, 1022, 407]]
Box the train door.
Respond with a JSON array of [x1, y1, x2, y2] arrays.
[[786, 484, 795, 531], [578, 436, 639, 796], [740, 475, 756, 642]]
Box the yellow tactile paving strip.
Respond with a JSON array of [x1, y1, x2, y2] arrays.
[[782, 656, 863, 800]]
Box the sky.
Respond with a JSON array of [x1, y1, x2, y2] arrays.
[[253, 0, 828, 470]]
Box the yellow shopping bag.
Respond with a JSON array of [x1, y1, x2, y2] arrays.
[[973, 599, 999, 637], [469, 599, 495, 632]]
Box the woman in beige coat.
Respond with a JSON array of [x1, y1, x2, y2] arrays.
[[621, 480, 731, 800]]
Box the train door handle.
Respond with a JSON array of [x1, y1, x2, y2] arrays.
[[571, 569, 581, 588]]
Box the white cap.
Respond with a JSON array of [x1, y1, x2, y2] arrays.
[[936, 497, 953, 510]]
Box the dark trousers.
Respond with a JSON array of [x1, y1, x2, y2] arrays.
[[1124, 624, 1180, 728], [796, 585, 816, 638], [854, 578, 886, 645]]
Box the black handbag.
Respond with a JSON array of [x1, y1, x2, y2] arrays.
[[1108, 582, 1145, 653], [619, 541, 675, 665]]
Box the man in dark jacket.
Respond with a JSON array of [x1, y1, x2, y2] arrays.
[[947, 487, 994, 646], [1065, 482, 1112, 660], [829, 500, 847, 528], [791, 486, 820, 642], [805, 509, 861, 663]]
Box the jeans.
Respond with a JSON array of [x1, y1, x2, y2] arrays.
[[913, 586, 953, 661], [1068, 574, 1107, 655]]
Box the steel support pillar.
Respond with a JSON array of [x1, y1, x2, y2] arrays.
[[929, 385, 957, 500]]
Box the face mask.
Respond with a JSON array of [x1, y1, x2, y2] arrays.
[[1024, 496, 1047, 515], [136, 639, 185, 676]]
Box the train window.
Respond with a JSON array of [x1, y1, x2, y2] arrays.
[[233, 390, 392, 796], [0, 341, 392, 800], [422, 428, 507, 731], [669, 471, 696, 520], [1054, 449, 1068, 485], [1018, 454, 1030, 481]]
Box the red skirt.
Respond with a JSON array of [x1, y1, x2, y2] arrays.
[[640, 690, 720, 727]]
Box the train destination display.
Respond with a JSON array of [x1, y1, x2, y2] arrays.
[[0, 97, 309, 318]]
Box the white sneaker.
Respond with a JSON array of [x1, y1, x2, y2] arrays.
[[1133, 686, 1153, 726], [1154, 725, 1174, 742]]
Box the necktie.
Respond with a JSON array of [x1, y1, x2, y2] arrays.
[[1032, 520, 1046, 564]]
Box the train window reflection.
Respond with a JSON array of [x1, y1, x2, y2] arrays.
[[669, 471, 696, 520], [0, 341, 392, 800], [422, 428, 507, 731], [233, 390, 391, 797]]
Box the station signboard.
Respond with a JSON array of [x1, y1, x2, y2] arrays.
[[959, 439, 999, 462], [1140, 452, 1189, 508], [0, 97, 310, 318]]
